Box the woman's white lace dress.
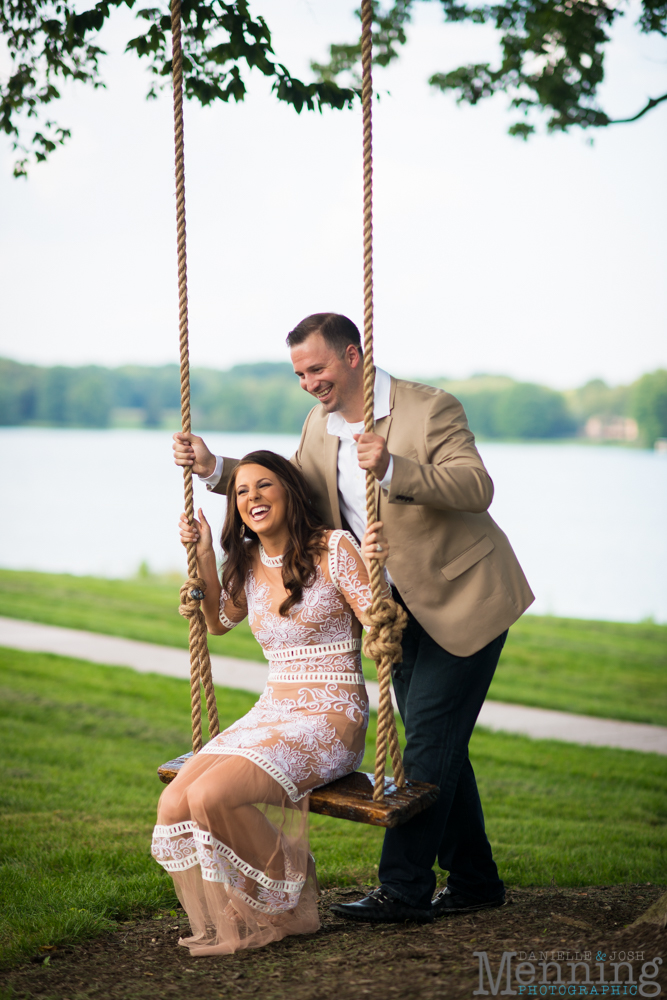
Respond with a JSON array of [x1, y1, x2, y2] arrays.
[[151, 530, 381, 955]]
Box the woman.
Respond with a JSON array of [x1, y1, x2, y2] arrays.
[[151, 450, 390, 955]]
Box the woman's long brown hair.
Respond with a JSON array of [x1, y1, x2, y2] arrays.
[[220, 451, 328, 617]]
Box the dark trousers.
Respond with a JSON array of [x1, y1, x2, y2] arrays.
[[378, 589, 507, 909]]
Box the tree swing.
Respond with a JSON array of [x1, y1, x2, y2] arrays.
[[157, 0, 438, 829]]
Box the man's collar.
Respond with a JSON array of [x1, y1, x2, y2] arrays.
[[326, 367, 392, 438]]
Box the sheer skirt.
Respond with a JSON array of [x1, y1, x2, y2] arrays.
[[151, 530, 376, 955], [152, 753, 319, 955]]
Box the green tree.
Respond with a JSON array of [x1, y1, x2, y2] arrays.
[[193, 362, 313, 433], [314, 0, 667, 139], [67, 369, 112, 427], [444, 376, 576, 438], [565, 378, 631, 425], [0, 358, 40, 424], [30, 364, 112, 426], [493, 382, 575, 438], [631, 369, 667, 447], [1, 0, 355, 177], [3, 0, 665, 177], [452, 388, 507, 437], [35, 366, 74, 424]]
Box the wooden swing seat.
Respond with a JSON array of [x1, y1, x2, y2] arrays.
[[157, 754, 438, 828]]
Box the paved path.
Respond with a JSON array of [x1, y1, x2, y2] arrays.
[[2, 616, 666, 755]]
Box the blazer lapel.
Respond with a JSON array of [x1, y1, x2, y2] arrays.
[[323, 429, 342, 528]]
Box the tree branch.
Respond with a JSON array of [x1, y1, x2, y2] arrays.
[[609, 91, 667, 124]]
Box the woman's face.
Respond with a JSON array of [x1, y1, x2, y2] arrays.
[[234, 464, 288, 539]]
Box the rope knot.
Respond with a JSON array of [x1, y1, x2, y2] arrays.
[[179, 577, 206, 620], [362, 597, 408, 665]]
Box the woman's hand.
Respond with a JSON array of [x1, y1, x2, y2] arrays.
[[179, 509, 223, 633], [362, 520, 389, 570], [179, 508, 213, 558]]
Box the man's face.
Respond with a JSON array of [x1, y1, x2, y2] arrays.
[[290, 332, 362, 417]]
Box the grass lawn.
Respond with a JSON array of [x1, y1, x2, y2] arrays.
[[0, 568, 665, 724], [1, 646, 666, 967]]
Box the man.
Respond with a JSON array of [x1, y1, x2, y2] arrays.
[[173, 312, 534, 923]]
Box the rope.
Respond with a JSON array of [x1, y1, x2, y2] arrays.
[[170, 0, 219, 753], [360, 0, 408, 801], [168, 0, 400, 787]]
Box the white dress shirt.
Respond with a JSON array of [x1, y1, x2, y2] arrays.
[[200, 367, 394, 555], [324, 366, 393, 544]]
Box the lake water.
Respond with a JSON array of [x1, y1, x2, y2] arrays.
[[1, 428, 665, 624]]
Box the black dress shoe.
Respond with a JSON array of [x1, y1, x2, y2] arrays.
[[330, 886, 434, 924], [432, 886, 506, 917]]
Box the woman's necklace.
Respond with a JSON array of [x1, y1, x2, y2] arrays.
[[258, 543, 283, 568]]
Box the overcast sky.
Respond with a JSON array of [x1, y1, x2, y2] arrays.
[[1, 0, 665, 388]]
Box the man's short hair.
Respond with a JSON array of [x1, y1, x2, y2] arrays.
[[286, 313, 362, 357]]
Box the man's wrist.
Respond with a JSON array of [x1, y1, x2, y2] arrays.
[[378, 455, 394, 489], [199, 455, 223, 488], [201, 456, 217, 478]]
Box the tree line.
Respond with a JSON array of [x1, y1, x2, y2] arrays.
[[1, 357, 665, 447]]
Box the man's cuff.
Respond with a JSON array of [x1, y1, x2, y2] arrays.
[[199, 455, 223, 490], [378, 455, 394, 491]]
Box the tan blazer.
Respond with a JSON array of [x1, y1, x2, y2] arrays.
[[214, 376, 534, 657]]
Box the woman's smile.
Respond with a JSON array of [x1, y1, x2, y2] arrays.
[[249, 504, 271, 522]]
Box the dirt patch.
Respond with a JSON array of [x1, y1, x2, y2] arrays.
[[2, 885, 665, 1000]]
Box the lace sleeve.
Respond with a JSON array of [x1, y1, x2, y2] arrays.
[[330, 530, 391, 626], [219, 586, 248, 631]]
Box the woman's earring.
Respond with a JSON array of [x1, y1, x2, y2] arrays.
[[240, 522, 246, 538]]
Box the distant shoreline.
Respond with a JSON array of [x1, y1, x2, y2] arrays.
[[0, 424, 653, 450], [3, 356, 664, 445]]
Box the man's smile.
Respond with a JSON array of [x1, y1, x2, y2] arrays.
[[314, 384, 334, 402]]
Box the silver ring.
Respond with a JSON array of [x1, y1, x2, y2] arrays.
[[376, 544, 383, 552]]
